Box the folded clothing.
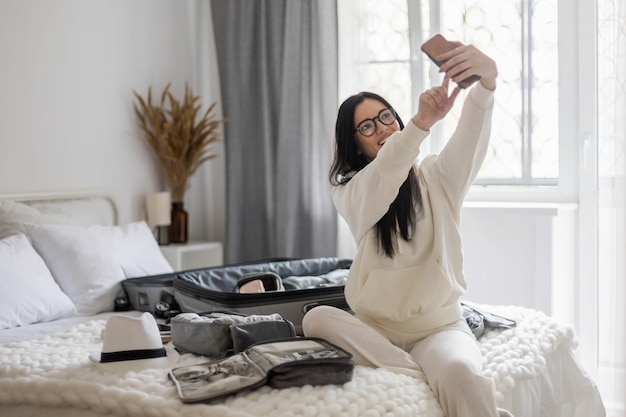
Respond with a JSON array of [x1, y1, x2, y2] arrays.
[[282, 269, 348, 290], [171, 312, 296, 358]]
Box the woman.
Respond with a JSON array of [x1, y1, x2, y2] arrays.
[[302, 42, 513, 417]]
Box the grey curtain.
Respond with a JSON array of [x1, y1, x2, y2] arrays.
[[211, 0, 338, 263]]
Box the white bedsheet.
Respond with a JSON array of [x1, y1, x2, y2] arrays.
[[0, 305, 605, 417]]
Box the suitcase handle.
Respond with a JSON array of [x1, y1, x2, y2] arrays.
[[303, 298, 351, 314]]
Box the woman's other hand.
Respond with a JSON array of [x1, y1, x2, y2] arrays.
[[437, 42, 498, 91], [411, 76, 460, 131]]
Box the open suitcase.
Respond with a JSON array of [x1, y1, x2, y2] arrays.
[[172, 257, 352, 335]]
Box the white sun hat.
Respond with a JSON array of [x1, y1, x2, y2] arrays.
[[89, 312, 179, 372]]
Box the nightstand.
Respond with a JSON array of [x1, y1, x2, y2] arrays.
[[160, 241, 223, 271]]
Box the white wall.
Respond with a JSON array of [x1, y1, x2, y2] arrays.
[[0, 0, 225, 243], [461, 203, 578, 325]]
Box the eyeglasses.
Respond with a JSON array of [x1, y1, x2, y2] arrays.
[[354, 108, 397, 137]]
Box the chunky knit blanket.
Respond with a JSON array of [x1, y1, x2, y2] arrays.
[[0, 305, 577, 417]]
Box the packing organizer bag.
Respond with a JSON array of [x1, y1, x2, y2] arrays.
[[170, 311, 296, 358], [169, 337, 354, 403]]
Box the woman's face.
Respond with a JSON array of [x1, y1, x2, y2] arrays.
[[353, 98, 400, 161]]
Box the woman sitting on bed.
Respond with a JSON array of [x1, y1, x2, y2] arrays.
[[302, 42, 513, 417]]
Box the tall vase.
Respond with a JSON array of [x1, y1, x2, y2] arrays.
[[170, 201, 188, 243]]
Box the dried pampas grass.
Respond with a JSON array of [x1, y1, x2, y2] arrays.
[[133, 83, 225, 202]]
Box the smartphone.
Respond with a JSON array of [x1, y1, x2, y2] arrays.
[[420, 34, 480, 89]]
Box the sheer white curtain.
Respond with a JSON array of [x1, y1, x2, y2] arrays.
[[335, 0, 414, 259], [597, 1, 626, 415], [182, 1, 227, 245], [335, 0, 362, 259]]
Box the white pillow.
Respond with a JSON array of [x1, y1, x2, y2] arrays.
[[0, 233, 76, 330], [24, 221, 174, 315]]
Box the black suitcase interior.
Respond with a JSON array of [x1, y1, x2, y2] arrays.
[[173, 257, 352, 335]]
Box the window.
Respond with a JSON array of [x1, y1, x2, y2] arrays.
[[338, 0, 567, 192]]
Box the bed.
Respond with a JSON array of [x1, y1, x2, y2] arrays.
[[0, 192, 606, 417]]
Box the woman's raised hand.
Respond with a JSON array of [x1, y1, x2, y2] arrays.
[[437, 42, 497, 91], [411, 76, 460, 131]]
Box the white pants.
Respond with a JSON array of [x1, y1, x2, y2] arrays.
[[302, 305, 504, 417]]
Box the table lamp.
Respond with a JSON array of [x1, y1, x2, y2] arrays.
[[146, 191, 171, 245]]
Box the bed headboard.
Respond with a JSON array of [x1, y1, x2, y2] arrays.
[[0, 191, 118, 227]]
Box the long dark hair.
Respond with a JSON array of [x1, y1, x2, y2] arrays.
[[330, 92, 422, 258]]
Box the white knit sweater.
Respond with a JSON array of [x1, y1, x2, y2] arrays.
[[332, 84, 495, 333]]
